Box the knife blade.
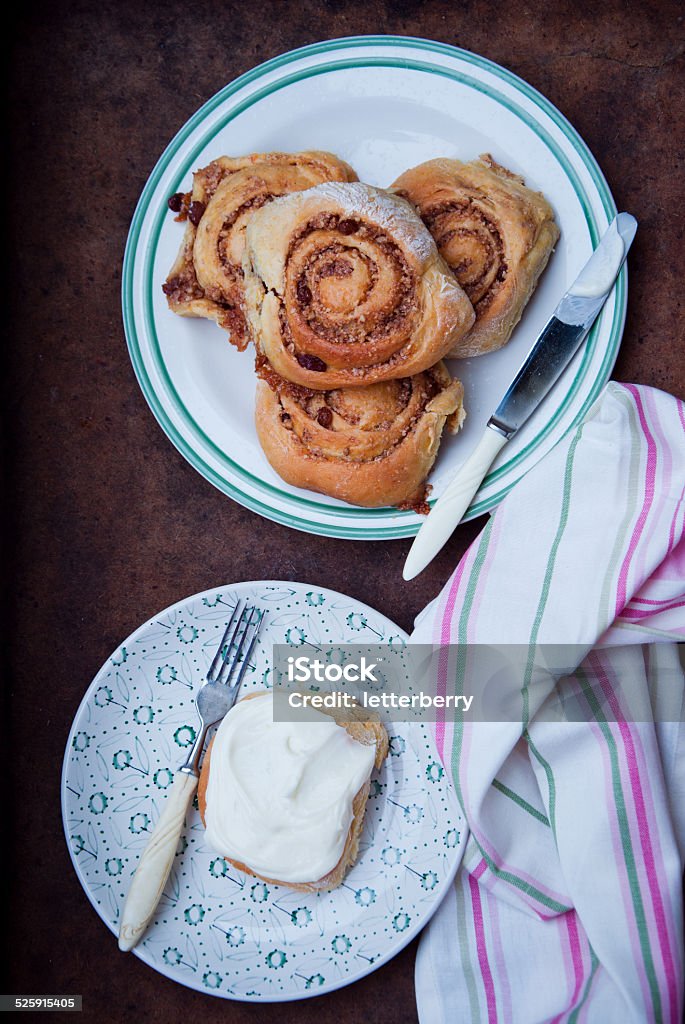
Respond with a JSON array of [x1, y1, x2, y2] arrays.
[[402, 212, 637, 581]]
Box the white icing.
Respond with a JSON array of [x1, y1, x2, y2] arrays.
[[204, 693, 376, 884]]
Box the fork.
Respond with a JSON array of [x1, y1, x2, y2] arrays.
[[118, 601, 264, 952]]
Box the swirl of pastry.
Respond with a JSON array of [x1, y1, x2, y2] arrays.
[[255, 358, 465, 509], [162, 151, 357, 350], [392, 155, 560, 357], [243, 182, 475, 387]]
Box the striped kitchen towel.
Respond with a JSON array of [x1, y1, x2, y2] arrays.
[[412, 382, 685, 1023]]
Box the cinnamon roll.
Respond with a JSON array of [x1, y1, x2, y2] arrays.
[[242, 182, 475, 387], [392, 156, 559, 357], [162, 151, 357, 350], [197, 691, 388, 893], [255, 358, 465, 510]]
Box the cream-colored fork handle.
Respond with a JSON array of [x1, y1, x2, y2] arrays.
[[118, 771, 198, 952]]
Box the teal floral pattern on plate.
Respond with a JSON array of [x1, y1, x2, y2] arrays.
[[62, 581, 466, 1002]]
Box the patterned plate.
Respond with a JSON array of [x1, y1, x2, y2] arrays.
[[62, 582, 466, 1002]]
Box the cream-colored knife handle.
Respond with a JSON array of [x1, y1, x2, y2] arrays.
[[403, 426, 508, 580], [118, 771, 198, 952]]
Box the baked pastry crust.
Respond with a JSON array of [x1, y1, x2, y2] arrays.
[[392, 155, 559, 357], [255, 359, 465, 509], [197, 693, 388, 892], [242, 181, 475, 387], [162, 151, 357, 349]]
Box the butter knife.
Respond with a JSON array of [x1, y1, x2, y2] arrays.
[[403, 213, 637, 581]]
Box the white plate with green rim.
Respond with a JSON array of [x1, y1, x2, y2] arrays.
[[123, 35, 625, 540], [62, 581, 466, 1001]]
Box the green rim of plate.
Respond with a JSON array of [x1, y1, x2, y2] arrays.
[[122, 35, 625, 540]]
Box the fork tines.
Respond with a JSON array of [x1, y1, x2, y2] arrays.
[[207, 602, 264, 689]]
